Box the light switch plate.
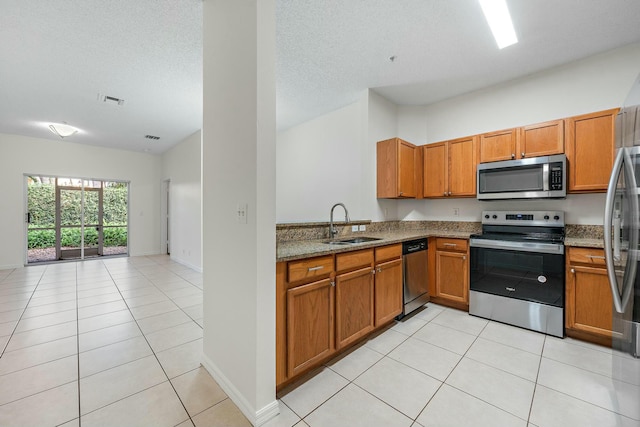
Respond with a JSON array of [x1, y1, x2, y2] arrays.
[[237, 203, 248, 224]]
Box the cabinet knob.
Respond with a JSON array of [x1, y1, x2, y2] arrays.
[[330, 281, 336, 287], [521, 152, 525, 158], [443, 192, 447, 196], [371, 269, 376, 275], [448, 191, 452, 196], [399, 191, 403, 196], [463, 255, 466, 260], [511, 153, 515, 159], [377, 267, 382, 273], [571, 268, 575, 274]]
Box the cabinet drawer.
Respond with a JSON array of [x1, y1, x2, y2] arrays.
[[375, 244, 402, 262], [336, 249, 374, 273], [436, 238, 468, 252], [288, 255, 334, 283], [568, 247, 606, 266]]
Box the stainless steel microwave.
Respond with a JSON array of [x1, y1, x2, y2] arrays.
[[477, 154, 566, 200]]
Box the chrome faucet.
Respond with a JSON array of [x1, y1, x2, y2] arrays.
[[330, 203, 351, 239]]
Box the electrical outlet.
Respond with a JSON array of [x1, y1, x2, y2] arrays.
[[359, 224, 366, 231], [453, 208, 460, 217], [351, 225, 359, 232]]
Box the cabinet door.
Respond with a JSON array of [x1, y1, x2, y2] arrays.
[[374, 258, 403, 326], [519, 119, 564, 158], [566, 265, 613, 338], [435, 250, 468, 304], [565, 109, 617, 192], [377, 138, 417, 198], [398, 140, 417, 198], [448, 136, 477, 196], [423, 142, 447, 198], [479, 129, 518, 163], [287, 278, 334, 377], [335, 267, 374, 350]]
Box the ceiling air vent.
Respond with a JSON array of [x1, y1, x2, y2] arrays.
[[145, 135, 160, 140], [97, 93, 125, 106]]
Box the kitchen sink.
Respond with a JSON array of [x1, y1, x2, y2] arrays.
[[324, 236, 382, 245]]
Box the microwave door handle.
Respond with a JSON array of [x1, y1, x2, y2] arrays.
[[542, 163, 549, 191], [604, 149, 627, 313]]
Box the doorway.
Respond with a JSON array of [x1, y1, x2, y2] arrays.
[[26, 176, 129, 264]]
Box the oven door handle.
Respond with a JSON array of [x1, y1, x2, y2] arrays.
[[469, 238, 564, 255]]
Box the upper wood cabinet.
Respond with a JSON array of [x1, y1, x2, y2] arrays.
[[377, 138, 420, 198], [479, 121, 564, 163], [565, 109, 618, 193], [479, 128, 518, 163], [423, 136, 477, 198], [519, 119, 564, 158]]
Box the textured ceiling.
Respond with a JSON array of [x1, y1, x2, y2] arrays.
[[1, 1, 640, 153]]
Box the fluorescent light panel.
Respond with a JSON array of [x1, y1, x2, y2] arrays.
[[479, 0, 518, 49]]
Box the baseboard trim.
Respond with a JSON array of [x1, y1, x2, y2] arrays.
[[171, 256, 203, 273], [201, 354, 279, 426]]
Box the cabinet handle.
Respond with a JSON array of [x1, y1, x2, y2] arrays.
[[463, 255, 466, 260], [521, 152, 525, 158], [511, 153, 515, 159], [571, 268, 575, 273], [586, 255, 605, 260], [443, 243, 457, 247], [307, 266, 324, 272]]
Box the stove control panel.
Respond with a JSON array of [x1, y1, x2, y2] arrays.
[[481, 211, 564, 226]]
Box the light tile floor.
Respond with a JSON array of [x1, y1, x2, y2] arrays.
[[1, 256, 639, 427]]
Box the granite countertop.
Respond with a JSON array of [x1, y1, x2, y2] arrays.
[[276, 229, 476, 262], [276, 223, 607, 261], [564, 237, 604, 248]]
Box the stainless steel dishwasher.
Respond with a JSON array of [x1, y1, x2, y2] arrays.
[[399, 238, 429, 318]]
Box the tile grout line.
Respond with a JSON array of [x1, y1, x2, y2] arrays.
[[103, 256, 195, 426], [75, 262, 83, 427], [0, 267, 46, 357]]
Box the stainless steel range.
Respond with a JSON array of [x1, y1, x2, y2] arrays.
[[469, 210, 565, 337]]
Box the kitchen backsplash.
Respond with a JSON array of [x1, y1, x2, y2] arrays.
[[276, 221, 603, 242]]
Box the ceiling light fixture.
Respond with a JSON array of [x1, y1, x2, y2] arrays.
[[48, 122, 79, 139], [479, 0, 518, 49]]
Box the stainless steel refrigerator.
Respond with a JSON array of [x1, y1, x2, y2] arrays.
[[604, 74, 640, 369]]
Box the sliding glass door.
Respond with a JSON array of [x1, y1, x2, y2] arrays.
[[26, 176, 128, 264]]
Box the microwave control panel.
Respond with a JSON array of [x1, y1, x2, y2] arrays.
[[550, 163, 563, 190]]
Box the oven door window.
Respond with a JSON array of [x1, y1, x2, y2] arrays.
[[470, 247, 564, 307], [479, 164, 543, 194]]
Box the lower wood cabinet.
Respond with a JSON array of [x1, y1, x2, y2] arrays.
[[374, 257, 403, 325], [429, 238, 469, 310], [566, 247, 614, 346], [276, 243, 404, 389], [335, 266, 374, 350], [286, 277, 335, 377]]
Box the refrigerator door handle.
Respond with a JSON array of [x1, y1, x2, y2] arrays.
[[604, 149, 630, 313], [621, 149, 639, 311]]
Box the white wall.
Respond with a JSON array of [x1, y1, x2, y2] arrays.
[[276, 97, 367, 223], [396, 42, 640, 225], [0, 133, 162, 269], [202, 0, 277, 424], [161, 130, 202, 271]]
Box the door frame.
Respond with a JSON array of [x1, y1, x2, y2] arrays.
[[161, 179, 170, 255], [24, 174, 130, 265]]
